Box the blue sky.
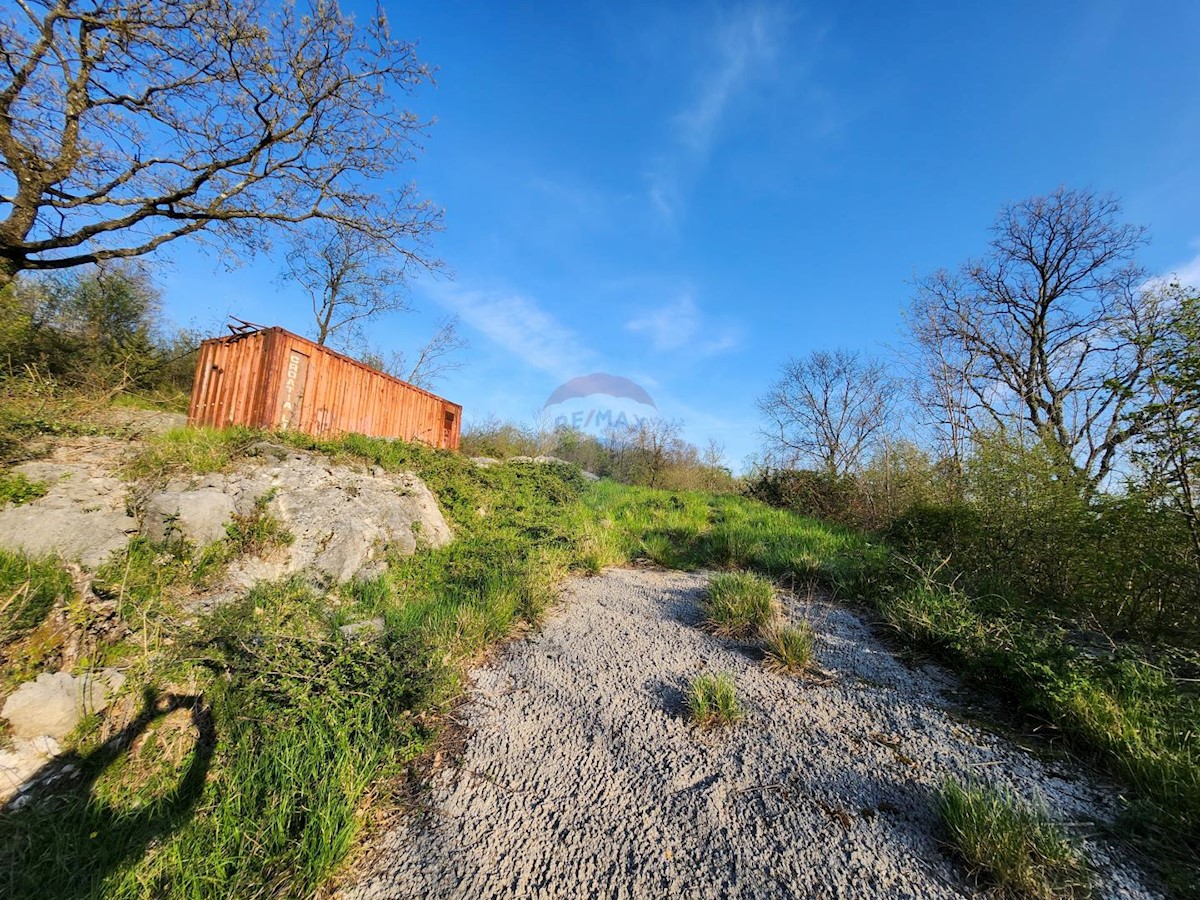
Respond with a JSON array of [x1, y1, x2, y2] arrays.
[[157, 0, 1200, 469]]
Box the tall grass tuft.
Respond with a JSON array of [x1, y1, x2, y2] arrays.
[[702, 571, 775, 637], [938, 779, 1092, 899], [763, 621, 815, 673], [687, 673, 742, 728]]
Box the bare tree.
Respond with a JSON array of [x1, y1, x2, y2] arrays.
[[757, 349, 895, 476], [0, 0, 442, 289], [389, 317, 468, 389], [605, 417, 686, 488], [908, 188, 1161, 486], [283, 223, 407, 346], [356, 317, 468, 390]]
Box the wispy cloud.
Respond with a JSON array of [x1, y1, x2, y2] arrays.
[[647, 4, 791, 222], [427, 283, 597, 380], [676, 7, 783, 156], [1166, 246, 1200, 287], [1144, 242, 1200, 292], [626, 295, 699, 350], [625, 293, 742, 356]]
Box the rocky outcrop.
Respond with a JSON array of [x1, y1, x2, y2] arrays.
[[0, 437, 453, 589], [148, 447, 453, 587], [142, 486, 238, 546], [3, 669, 126, 741], [0, 438, 138, 567]]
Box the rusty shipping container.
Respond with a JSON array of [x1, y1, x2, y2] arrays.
[[187, 326, 463, 450]]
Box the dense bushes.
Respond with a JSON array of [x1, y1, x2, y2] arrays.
[[0, 265, 198, 401], [749, 435, 1200, 645]]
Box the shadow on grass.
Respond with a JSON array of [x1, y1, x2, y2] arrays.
[[0, 689, 215, 900]]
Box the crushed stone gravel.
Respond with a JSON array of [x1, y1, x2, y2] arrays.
[[344, 566, 1157, 899]]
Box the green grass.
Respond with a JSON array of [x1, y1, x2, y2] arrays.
[[763, 621, 815, 673], [0, 428, 600, 900], [582, 479, 871, 579], [687, 673, 742, 728], [124, 425, 263, 481], [0, 548, 73, 641], [222, 492, 293, 557], [702, 571, 775, 637], [938, 779, 1092, 899], [836, 554, 1200, 895], [0, 471, 47, 507], [582, 479, 1199, 893], [4, 420, 1194, 896]]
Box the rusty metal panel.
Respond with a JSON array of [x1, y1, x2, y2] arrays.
[[186, 325, 462, 449]]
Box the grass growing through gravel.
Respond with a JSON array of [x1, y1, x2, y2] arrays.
[[703, 571, 775, 637], [938, 780, 1092, 899], [687, 673, 742, 728], [587, 479, 1199, 895], [763, 621, 815, 674]]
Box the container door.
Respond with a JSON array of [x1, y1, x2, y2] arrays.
[[443, 409, 456, 448], [279, 349, 310, 429]]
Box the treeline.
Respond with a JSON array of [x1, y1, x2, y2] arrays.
[[462, 416, 739, 493], [753, 188, 1200, 649], [0, 263, 198, 400]]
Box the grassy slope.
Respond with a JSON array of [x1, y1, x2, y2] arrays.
[[1, 428, 1195, 897], [589, 480, 1199, 897], [0, 428, 599, 899]]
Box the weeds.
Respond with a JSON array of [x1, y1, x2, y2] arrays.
[[938, 779, 1092, 899], [223, 492, 292, 557], [0, 549, 73, 641], [1, 427, 600, 898], [763, 621, 815, 673], [703, 571, 775, 637], [124, 425, 260, 481], [0, 471, 47, 507], [687, 673, 742, 728]]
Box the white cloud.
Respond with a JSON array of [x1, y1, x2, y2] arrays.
[[1166, 248, 1200, 288], [626, 295, 699, 350], [647, 4, 790, 222], [1143, 243, 1200, 293], [626, 293, 742, 356], [676, 6, 783, 157], [427, 283, 596, 380]]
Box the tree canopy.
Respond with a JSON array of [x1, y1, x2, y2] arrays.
[[0, 0, 442, 288]]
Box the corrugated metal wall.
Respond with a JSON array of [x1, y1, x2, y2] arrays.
[[187, 327, 462, 450]]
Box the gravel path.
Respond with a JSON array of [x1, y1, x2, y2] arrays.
[[345, 567, 1155, 899]]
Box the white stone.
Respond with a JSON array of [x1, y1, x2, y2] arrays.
[[1, 669, 126, 741], [143, 487, 237, 546]]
